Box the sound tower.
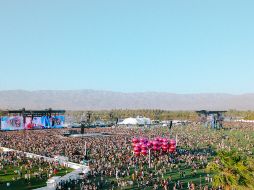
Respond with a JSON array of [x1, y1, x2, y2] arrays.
[[81, 123, 85, 134]]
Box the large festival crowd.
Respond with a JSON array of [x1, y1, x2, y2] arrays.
[[0, 121, 253, 190]]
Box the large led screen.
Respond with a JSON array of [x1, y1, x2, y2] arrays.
[[51, 116, 65, 128], [1, 115, 65, 130], [1, 116, 24, 130]]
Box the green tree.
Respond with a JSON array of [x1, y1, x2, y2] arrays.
[[206, 150, 254, 190]]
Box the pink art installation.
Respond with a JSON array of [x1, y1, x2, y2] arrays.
[[132, 137, 176, 156]]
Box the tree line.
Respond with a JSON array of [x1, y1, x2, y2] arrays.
[[66, 109, 199, 122]]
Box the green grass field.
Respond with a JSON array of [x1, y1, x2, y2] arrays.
[[0, 166, 74, 190]]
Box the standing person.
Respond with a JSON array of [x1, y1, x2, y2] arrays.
[[169, 121, 173, 130]]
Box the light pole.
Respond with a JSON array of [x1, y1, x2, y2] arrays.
[[200, 175, 202, 189], [22, 108, 26, 150], [148, 149, 151, 168], [84, 141, 87, 156]]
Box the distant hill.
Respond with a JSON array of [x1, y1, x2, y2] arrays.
[[0, 90, 254, 110]]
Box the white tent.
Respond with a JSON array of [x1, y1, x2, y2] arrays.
[[118, 117, 151, 125]]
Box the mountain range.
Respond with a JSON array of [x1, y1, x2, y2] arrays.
[[0, 90, 254, 110]]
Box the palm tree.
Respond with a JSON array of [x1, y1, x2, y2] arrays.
[[206, 150, 254, 190]]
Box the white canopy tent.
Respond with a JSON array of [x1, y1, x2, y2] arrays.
[[118, 117, 151, 125]]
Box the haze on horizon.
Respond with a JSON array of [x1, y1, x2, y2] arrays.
[[0, 1, 254, 94]]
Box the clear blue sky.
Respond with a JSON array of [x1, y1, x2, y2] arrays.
[[0, 0, 254, 94]]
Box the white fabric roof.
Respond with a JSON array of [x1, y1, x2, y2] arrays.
[[118, 117, 151, 125]]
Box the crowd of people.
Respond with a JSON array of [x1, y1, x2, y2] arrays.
[[0, 121, 253, 189]]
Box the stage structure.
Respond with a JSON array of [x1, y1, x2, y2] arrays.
[[80, 111, 92, 134], [196, 110, 227, 129], [0, 108, 65, 130]]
